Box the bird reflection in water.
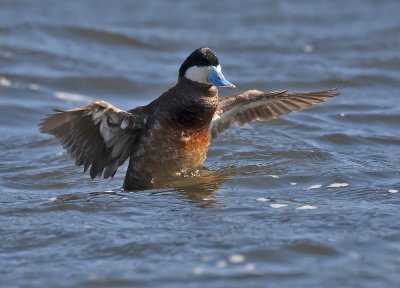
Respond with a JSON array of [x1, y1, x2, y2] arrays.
[[47, 168, 230, 208]]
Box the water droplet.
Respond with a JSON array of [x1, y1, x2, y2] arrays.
[[327, 183, 349, 188], [229, 254, 245, 263], [0, 77, 11, 87], [29, 84, 40, 90], [306, 184, 322, 190], [303, 44, 314, 53], [296, 205, 317, 210], [270, 203, 288, 209]]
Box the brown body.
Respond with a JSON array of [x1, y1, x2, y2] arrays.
[[123, 78, 218, 190]]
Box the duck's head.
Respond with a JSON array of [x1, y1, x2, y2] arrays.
[[179, 47, 236, 89]]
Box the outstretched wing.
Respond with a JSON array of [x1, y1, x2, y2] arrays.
[[40, 100, 145, 179], [211, 88, 340, 138]]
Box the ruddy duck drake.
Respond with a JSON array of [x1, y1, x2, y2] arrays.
[[40, 47, 340, 190]]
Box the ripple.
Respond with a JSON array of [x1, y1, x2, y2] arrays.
[[287, 241, 340, 256], [317, 133, 400, 146], [58, 25, 155, 49], [1, 21, 155, 49]]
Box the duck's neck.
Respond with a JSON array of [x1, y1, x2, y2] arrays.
[[170, 77, 218, 129], [177, 77, 217, 97]]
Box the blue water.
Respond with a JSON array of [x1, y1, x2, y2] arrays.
[[1, 1, 400, 287]]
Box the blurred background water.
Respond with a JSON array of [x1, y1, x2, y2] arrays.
[[1, 0, 399, 287]]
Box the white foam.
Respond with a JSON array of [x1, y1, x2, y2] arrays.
[[54, 91, 92, 102], [327, 183, 349, 188], [296, 205, 317, 210], [268, 175, 279, 179], [290, 182, 297, 186], [256, 197, 270, 202], [0, 77, 11, 87], [306, 184, 322, 190], [270, 203, 288, 209], [229, 254, 245, 263], [388, 189, 398, 194], [48, 196, 57, 202]]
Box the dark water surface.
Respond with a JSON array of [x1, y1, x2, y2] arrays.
[[1, 1, 400, 287]]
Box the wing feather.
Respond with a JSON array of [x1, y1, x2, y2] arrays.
[[211, 88, 340, 138], [40, 101, 145, 179]]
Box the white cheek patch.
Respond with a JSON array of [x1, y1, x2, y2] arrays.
[[185, 66, 210, 84]]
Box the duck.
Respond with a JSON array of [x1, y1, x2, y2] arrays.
[[40, 47, 340, 190]]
